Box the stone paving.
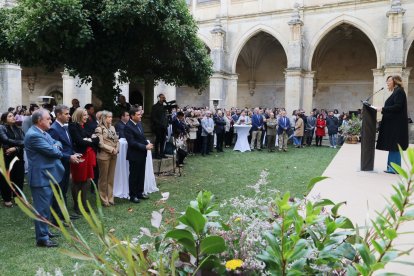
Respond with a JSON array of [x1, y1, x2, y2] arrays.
[[309, 143, 414, 274]]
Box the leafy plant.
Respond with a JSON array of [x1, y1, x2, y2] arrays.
[[164, 191, 226, 275], [339, 114, 362, 139], [5, 148, 414, 275]]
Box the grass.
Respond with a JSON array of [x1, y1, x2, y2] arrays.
[[0, 145, 338, 275]]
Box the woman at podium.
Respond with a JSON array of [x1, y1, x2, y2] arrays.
[[376, 75, 408, 174]]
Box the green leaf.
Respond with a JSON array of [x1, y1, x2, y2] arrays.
[[50, 182, 70, 223], [384, 229, 397, 240], [371, 262, 385, 271], [336, 217, 354, 229], [331, 201, 346, 217], [391, 194, 403, 211], [15, 197, 38, 220], [356, 243, 374, 266], [306, 176, 328, 193], [165, 229, 195, 242], [382, 251, 399, 263], [313, 198, 335, 208], [50, 208, 71, 241], [287, 239, 308, 261], [200, 236, 226, 255], [176, 238, 197, 257], [386, 205, 396, 221], [390, 163, 408, 179], [372, 240, 385, 254], [178, 207, 207, 235]]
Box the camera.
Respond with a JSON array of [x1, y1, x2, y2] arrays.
[[164, 100, 178, 114]]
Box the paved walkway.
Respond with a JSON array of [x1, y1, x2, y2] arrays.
[[309, 143, 414, 274]]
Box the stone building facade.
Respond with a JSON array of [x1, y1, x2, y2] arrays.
[[1, 0, 414, 118]]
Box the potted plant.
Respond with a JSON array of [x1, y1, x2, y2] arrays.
[[339, 114, 362, 144]]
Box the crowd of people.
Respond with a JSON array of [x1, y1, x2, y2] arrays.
[[152, 101, 359, 163], [0, 93, 358, 248], [0, 74, 409, 251]]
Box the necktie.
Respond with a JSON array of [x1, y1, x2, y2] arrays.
[[63, 125, 71, 142]]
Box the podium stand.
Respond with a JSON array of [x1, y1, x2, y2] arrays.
[[361, 102, 377, 171]]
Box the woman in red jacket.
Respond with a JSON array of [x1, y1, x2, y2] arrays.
[[315, 114, 326, 146]]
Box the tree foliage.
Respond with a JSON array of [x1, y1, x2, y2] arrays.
[[0, 0, 212, 109]]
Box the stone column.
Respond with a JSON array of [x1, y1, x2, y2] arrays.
[[371, 68, 385, 114], [62, 70, 92, 107], [209, 73, 224, 109], [284, 4, 304, 115], [302, 71, 315, 114], [385, 0, 405, 66], [62, 70, 75, 107], [225, 74, 238, 109], [0, 63, 22, 112], [284, 69, 303, 115], [154, 80, 176, 103], [402, 67, 412, 94], [209, 19, 226, 110]]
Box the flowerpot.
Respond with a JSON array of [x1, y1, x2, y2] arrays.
[[345, 135, 359, 144]]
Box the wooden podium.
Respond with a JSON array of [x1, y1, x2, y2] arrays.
[[361, 102, 377, 171]]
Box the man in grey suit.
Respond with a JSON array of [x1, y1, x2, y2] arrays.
[[24, 109, 65, 248]]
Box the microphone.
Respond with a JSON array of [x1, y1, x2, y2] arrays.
[[364, 87, 384, 103]]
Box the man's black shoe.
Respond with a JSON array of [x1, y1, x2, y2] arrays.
[[36, 239, 58, 248], [153, 155, 161, 160], [130, 197, 141, 203], [138, 194, 150, 200], [48, 232, 60, 238], [160, 155, 168, 159]]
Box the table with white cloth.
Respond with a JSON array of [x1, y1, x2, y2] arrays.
[[113, 138, 159, 198], [113, 138, 130, 198], [233, 125, 252, 152]]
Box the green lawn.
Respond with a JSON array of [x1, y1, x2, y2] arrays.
[[0, 146, 338, 275]]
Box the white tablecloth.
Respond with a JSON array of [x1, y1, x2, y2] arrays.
[[114, 138, 130, 198], [113, 138, 158, 198], [233, 125, 252, 152], [144, 143, 159, 195]]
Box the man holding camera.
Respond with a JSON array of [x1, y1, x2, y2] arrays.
[[151, 93, 169, 159]]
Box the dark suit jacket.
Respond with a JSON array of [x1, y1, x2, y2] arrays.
[[277, 116, 291, 135], [124, 120, 148, 161], [115, 121, 127, 139], [49, 121, 73, 161], [68, 123, 99, 154], [24, 126, 65, 187], [84, 114, 98, 136]]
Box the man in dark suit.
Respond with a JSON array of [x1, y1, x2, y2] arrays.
[[24, 109, 65, 248], [151, 93, 168, 159], [48, 105, 82, 221], [115, 111, 130, 139], [124, 108, 153, 203], [277, 110, 291, 152]]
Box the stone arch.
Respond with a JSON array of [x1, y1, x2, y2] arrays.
[[231, 24, 288, 73], [404, 27, 414, 66], [197, 32, 213, 52], [306, 14, 380, 71]]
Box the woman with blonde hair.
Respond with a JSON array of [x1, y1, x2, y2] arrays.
[[95, 110, 119, 206], [68, 108, 99, 213]]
